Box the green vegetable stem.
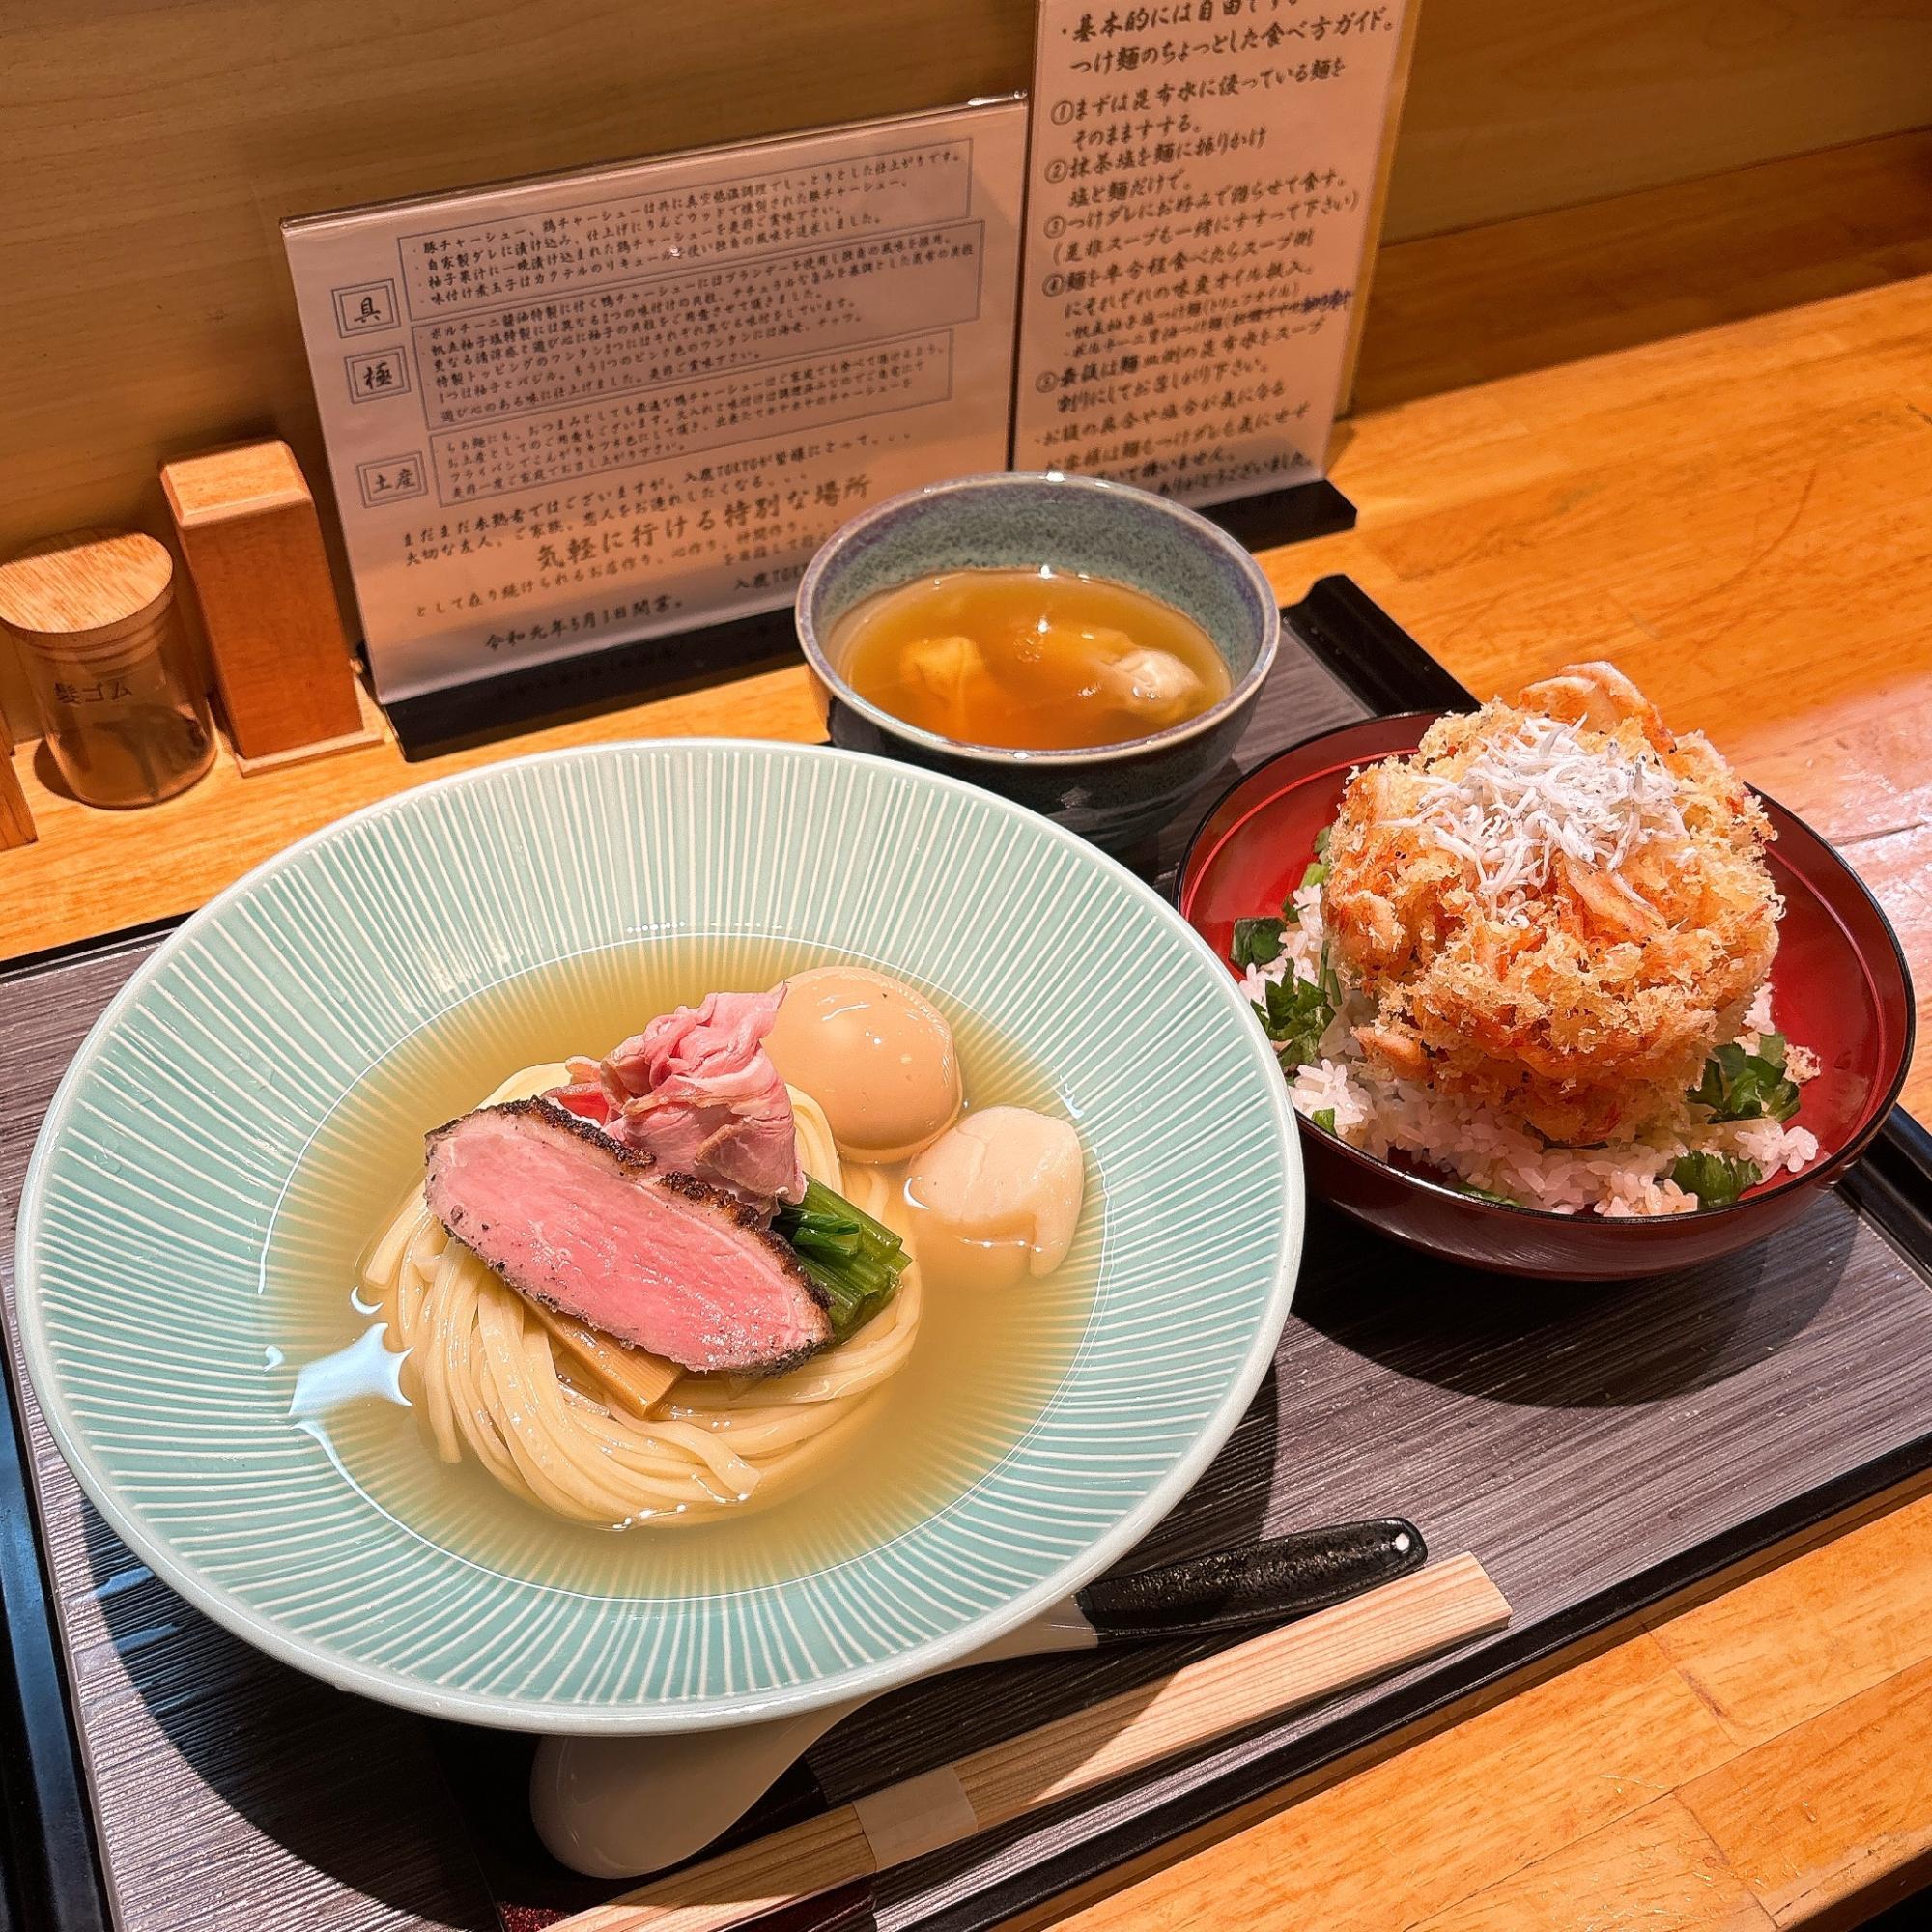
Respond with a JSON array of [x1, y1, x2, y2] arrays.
[[773, 1178, 910, 1340]]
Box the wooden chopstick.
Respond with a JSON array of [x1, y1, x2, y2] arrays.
[[558, 1553, 1511, 1932]]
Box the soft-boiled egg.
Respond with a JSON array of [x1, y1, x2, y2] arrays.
[[764, 966, 961, 1164], [905, 1106, 1085, 1291]]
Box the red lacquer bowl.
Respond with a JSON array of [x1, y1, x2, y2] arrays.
[[1178, 714, 1917, 1280]]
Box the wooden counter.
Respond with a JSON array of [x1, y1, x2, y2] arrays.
[[5, 132, 1931, 1930]]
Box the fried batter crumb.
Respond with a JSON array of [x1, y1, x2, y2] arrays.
[[1321, 664, 1779, 1144]]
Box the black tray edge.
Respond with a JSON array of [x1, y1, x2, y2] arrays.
[[4, 572, 1929, 1932], [922, 1424, 1932, 1932], [1291, 573, 1475, 714], [1839, 1108, 1932, 1285], [0, 916, 188, 989], [0, 1316, 113, 1932]]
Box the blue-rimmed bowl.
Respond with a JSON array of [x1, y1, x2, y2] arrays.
[[796, 472, 1281, 851], [14, 740, 1300, 1733]]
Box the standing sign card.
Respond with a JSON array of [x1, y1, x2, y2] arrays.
[[1013, 0, 1413, 506], [284, 101, 1026, 703]]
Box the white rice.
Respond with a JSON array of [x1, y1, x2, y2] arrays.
[[1244, 876, 1820, 1217]]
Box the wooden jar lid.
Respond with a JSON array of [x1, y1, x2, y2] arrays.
[[0, 528, 175, 655]]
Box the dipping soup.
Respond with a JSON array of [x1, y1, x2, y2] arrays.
[[835, 565, 1231, 751]]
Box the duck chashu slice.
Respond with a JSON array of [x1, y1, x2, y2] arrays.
[[423, 1098, 831, 1376]]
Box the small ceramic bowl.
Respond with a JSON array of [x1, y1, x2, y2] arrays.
[[1179, 713, 1917, 1281], [795, 471, 1280, 851]]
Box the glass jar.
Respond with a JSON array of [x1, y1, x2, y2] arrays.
[[0, 529, 215, 809]]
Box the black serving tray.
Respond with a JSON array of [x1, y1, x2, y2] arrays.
[[2, 578, 1929, 1932]]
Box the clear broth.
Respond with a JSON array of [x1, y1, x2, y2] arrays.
[[265, 938, 1095, 1600], [835, 565, 1231, 750]]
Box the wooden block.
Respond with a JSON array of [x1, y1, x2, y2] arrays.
[[228, 668, 389, 776], [0, 735, 35, 849], [160, 440, 372, 764]]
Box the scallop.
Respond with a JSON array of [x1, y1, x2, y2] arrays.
[[906, 1107, 1085, 1292], [764, 966, 961, 1164]]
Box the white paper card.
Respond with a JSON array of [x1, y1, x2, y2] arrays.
[[284, 102, 1026, 701], [1013, 0, 1411, 505]]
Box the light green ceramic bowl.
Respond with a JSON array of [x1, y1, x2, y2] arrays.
[[15, 742, 1299, 1732]]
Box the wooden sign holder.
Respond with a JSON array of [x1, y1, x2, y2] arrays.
[[161, 440, 387, 775], [0, 714, 35, 849]]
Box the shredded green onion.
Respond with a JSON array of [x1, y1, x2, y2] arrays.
[[1688, 1036, 1800, 1123], [1454, 1180, 1522, 1206], [1253, 970, 1335, 1068], [1669, 1151, 1761, 1208], [1232, 916, 1287, 969]]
